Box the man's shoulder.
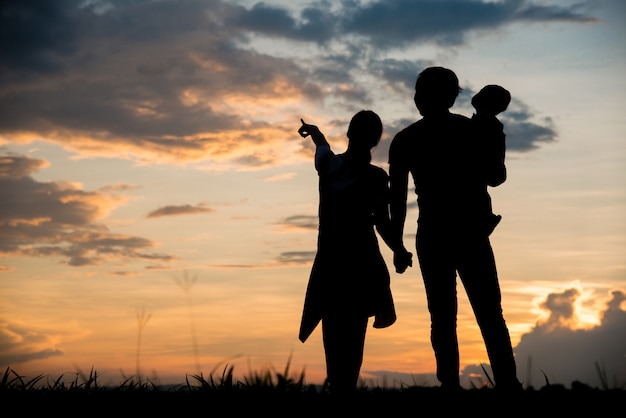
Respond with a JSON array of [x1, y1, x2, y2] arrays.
[[392, 120, 422, 140], [449, 112, 472, 123], [368, 163, 389, 179], [393, 113, 470, 138]]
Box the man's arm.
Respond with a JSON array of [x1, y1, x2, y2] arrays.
[[388, 149, 411, 273], [373, 171, 410, 258], [389, 164, 409, 241]]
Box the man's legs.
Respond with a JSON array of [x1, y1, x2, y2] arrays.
[[458, 236, 521, 390], [417, 228, 461, 389]]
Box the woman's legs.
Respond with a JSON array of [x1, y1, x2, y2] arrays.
[[322, 313, 368, 395]]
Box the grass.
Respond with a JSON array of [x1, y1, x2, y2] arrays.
[[1, 361, 624, 415]]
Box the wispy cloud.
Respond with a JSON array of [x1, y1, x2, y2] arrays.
[[0, 322, 64, 365], [147, 204, 214, 218], [275, 251, 316, 265], [274, 214, 318, 231], [0, 154, 174, 267]]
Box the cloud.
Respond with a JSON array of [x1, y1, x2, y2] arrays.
[[264, 172, 297, 182], [147, 204, 214, 218], [275, 251, 316, 265], [0, 0, 590, 168], [500, 101, 558, 152], [275, 215, 319, 231], [368, 287, 626, 389], [225, 1, 337, 44], [0, 322, 64, 366], [226, 0, 597, 48], [0, 0, 78, 73], [0, 0, 317, 168], [338, 0, 597, 48], [447, 89, 558, 152], [0, 153, 50, 178], [98, 183, 142, 193], [0, 153, 175, 268], [512, 288, 626, 389]]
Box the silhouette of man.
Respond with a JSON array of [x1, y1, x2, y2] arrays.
[[388, 67, 522, 391]]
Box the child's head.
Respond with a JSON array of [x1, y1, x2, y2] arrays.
[[347, 110, 383, 150], [472, 85, 511, 116]]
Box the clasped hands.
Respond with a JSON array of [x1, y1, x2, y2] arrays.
[[394, 249, 413, 274]]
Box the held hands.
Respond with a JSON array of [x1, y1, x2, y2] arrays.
[[393, 249, 413, 274]]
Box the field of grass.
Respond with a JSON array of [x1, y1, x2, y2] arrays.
[[2, 364, 624, 415]]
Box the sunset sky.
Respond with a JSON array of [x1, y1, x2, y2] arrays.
[[1, 0, 624, 389]]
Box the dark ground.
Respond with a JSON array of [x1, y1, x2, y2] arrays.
[[5, 385, 625, 416]]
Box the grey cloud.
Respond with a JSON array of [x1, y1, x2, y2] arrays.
[[0, 154, 175, 267], [453, 90, 558, 152], [0, 0, 318, 165], [0, 0, 586, 168], [0, 154, 49, 178], [147, 204, 213, 218], [607, 290, 626, 311], [0, 322, 64, 366], [99, 183, 142, 193], [513, 288, 626, 388], [0, 0, 78, 73], [0, 176, 103, 229], [503, 117, 557, 152], [368, 288, 626, 389], [275, 251, 316, 264], [222, 1, 596, 48], [339, 0, 597, 48], [277, 215, 319, 230], [0, 348, 64, 366], [381, 101, 556, 155], [515, 0, 598, 21], [371, 58, 435, 92], [366, 63, 558, 153], [225, 1, 336, 43]]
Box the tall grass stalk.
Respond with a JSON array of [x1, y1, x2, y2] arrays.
[[175, 270, 200, 373], [595, 360, 609, 390], [136, 308, 152, 382]]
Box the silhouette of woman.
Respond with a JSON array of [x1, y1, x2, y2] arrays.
[[298, 110, 412, 395]]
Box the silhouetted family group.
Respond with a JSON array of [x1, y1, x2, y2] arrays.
[[297, 66, 522, 395]]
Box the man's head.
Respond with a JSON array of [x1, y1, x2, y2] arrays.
[[471, 85, 511, 116], [347, 109, 383, 150], [414, 67, 461, 116]]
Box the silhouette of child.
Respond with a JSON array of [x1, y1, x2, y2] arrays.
[[471, 84, 511, 235], [297, 111, 412, 395]]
